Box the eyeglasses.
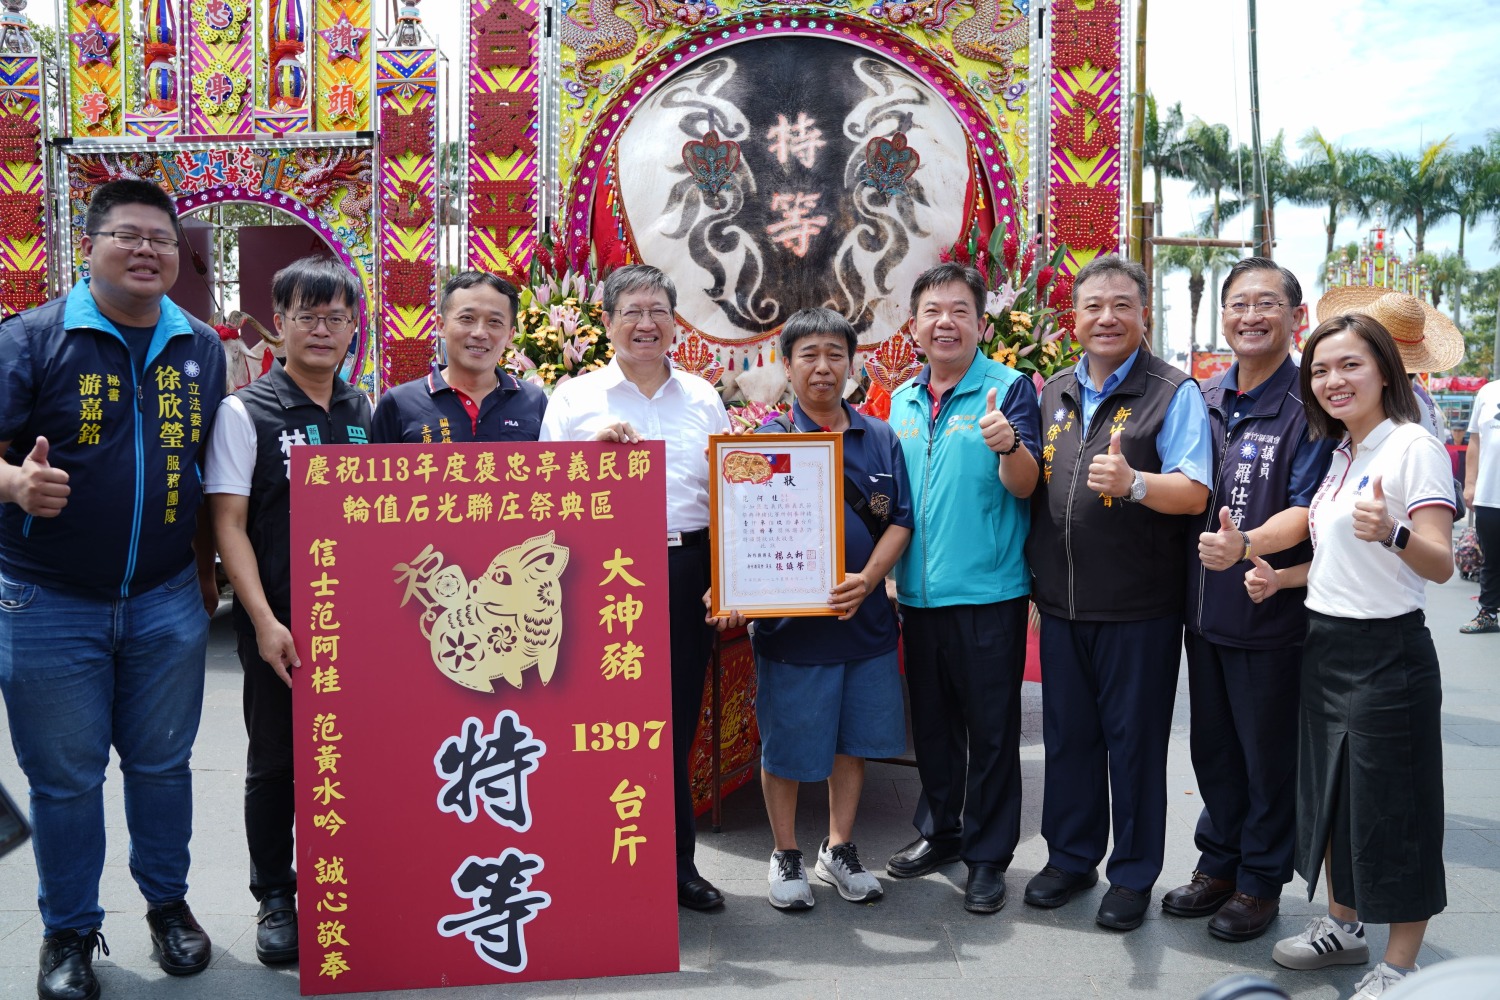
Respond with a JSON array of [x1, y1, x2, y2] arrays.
[[1226, 299, 1287, 317], [286, 313, 355, 333], [89, 230, 179, 254], [614, 307, 673, 323]]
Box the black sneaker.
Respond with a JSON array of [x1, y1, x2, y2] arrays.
[[145, 901, 211, 976], [1460, 609, 1498, 634], [38, 929, 106, 1000]]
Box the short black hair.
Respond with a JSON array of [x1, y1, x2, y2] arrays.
[[271, 256, 362, 315], [602, 264, 677, 314], [910, 263, 986, 318], [440, 270, 518, 321], [1072, 255, 1149, 307], [85, 179, 178, 234], [1300, 313, 1421, 440], [780, 307, 858, 360], [1221, 256, 1303, 308]]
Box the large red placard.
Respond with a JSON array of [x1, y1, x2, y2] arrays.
[[290, 442, 676, 994]]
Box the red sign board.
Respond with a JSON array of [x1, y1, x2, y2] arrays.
[[1192, 351, 1234, 381], [289, 443, 677, 994]]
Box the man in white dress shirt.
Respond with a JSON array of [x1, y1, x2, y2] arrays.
[[541, 265, 731, 910]]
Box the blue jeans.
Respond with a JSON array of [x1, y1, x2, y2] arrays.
[[0, 563, 209, 936]]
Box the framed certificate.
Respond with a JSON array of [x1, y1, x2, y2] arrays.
[[708, 432, 845, 618]]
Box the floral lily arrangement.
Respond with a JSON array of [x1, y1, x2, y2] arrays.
[[938, 224, 1079, 383], [506, 233, 613, 387]]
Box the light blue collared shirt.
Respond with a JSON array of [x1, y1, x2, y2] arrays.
[[1075, 348, 1213, 487]]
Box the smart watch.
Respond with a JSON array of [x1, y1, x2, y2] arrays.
[[1382, 522, 1411, 551]]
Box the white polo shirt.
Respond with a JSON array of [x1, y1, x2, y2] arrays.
[[1307, 419, 1456, 619], [540, 358, 729, 533], [1468, 380, 1500, 508]]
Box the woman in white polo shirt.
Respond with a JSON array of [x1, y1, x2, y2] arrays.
[[1245, 310, 1455, 1000]]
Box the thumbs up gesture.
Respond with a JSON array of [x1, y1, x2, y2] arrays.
[[1199, 506, 1246, 571], [979, 387, 1017, 455], [1243, 554, 1279, 604], [1352, 475, 1394, 544], [11, 437, 71, 517], [1087, 429, 1134, 497]]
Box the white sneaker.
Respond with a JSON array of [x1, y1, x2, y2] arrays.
[[1272, 914, 1370, 970], [1350, 962, 1416, 998], [815, 837, 883, 903], [768, 849, 814, 910]]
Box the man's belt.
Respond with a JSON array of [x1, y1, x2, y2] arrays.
[[667, 528, 710, 548]]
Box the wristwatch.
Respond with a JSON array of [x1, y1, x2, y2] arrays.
[[1382, 522, 1411, 551], [1125, 470, 1147, 503]]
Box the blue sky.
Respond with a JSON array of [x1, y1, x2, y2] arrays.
[[1146, 0, 1500, 351]]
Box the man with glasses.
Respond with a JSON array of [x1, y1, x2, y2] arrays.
[[205, 256, 371, 968], [1163, 258, 1335, 943], [0, 179, 225, 1000], [541, 264, 731, 911], [372, 271, 545, 443]]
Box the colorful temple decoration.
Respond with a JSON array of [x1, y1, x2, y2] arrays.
[[186, 0, 255, 134], [67, 0, 127, 135], [376, 25, 440, 389], [1046, 0, 1126, 288], [314, 2, 372, 130], [465, 0, 539, 285], [127, 0, 183, 137], [0, 2, 45, 318]]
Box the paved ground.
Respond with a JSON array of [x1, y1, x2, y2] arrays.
[[2, 570, 1496, 1000]]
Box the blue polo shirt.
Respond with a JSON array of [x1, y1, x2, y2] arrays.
[[750, 400, 914, 665], [1075, 348, 1214, 486], [0, 280, 226, 597], [371, 364, 547, 443]]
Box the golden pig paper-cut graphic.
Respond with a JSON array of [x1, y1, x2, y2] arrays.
[[722, 450, 773, 485], [394, 532, 571, 693]]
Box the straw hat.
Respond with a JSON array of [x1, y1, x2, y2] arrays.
[[1316, 287, 1465, 373]]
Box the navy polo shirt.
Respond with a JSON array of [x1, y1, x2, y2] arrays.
[[1219, 364, 1330, 508], [751, 400, 914, 665], [371, 364, 547, 444]]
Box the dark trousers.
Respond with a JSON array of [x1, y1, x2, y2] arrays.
[[900, 598, 1028, 867], [238, 627, 296, 901], [1183, 631, 1300, 898], [667, 543, 714, 883], [1039, 612, 1182, 893], [1476, 505, 1500, 611]]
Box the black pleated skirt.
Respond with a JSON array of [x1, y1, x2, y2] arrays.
[[1296, 609, 1447, 923]]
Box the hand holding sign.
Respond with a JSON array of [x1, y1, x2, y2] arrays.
[[979, 387, 1017, 455], [1199, 506, 1244, 571], [13, 437, 71, 517], [1086, 430, 1133, 496], [1352, 475, 1394, 544]]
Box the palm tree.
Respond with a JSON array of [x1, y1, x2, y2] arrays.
[[1180, 119, 1239, 333], [1416, 250, 1470, 314], [1217, 131, 1294, 251], [1445, 141, 1500, 326], [1368, 139, 1456, 255], [1142, 94, 1189, 349], [1157, 239, 1244, 351], [1288, 129, 1375, 257]]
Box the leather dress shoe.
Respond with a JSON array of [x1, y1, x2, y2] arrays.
[[1096, 885, 1150, 931], [1208, 891, 1280, 942], [256, 888, 299, 965], [145, 900, 211, 975], [38, 930, 105, 1000], [1023, 864, 1099, 908], [1161, 870, 1235, 918], [678, 877, 725, 911], [885, 836, 961, 879], [963, 865, 1007, 914]]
